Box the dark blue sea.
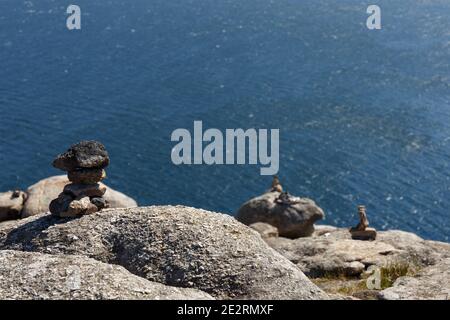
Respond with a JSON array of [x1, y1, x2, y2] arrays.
[[0, 0, 449, 241]]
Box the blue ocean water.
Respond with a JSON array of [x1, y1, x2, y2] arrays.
[[0, 0, 449, 241]]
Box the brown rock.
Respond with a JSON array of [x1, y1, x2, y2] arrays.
[[350, 228, 377, 241], [68, 168, 106, 184], [59, 197, 98, 218], [63, 183, 106, 198], [21, 176, 137, 217], [0, 190, 26, 222], [53, 140, 109, 171]]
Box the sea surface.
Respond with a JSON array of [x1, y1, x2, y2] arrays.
[[0, 0, 449, 241]]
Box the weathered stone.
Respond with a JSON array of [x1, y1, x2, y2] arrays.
[[237, 191, 325, 238], [63, 183, 106, 198], [265, 227, 450, 278], [349, 206, 377, 241], [379, 258, 450, 300], [0, 250, 213, 300], [68, 168, 106, 184], [0, 190, 26, 222], [21, 176, 137, 218], [91, 197, 108, 210], [59, 197, 98, 218], [249, 222, 279, 238], [49, 193, 73, 216], [350, 228, 377, 241], [0, 206, 328, 300], [53, 141, 109, 171]]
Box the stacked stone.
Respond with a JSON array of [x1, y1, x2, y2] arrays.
[[49, 141, 110, 218]]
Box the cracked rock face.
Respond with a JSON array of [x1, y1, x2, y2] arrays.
[[237, 191, 325, 238], [0, 250, 212, 300], [0, 206, 328, 300]]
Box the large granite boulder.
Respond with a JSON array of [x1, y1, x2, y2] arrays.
[[379, 258, 450, 300], [0, 206, 328, 300], [0, 250, 212, 300], [237, 191, 325, 238], [0, 191, 27, 222], [21, 175, 137, 218]]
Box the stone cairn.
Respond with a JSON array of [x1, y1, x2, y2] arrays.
[[49, 141, 110, 217], [350, 205, 377, 240]]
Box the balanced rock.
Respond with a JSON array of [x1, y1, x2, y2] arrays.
[[21, 175, 136, 218], [68, 168, 106, 184], [50, 141, 112, 218], [0, 250, 213, 300], [237, 178, 325, 238], [350, 206, 377, 241], [0, 190, 27, 222], [53, 141, 109, 172], [58, 197, 99, 218], [0, 206, 328, 300], [63, 183, 107, 198]]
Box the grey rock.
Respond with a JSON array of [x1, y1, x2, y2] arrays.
[[0, 250, 213, 300], [53, 141, 109, 171], [21, 175, 137, 218], [379, 258, 450, 300], [0, 206, 328, 300], [68, 168, 106, 184], [59, 197, 98, 217], [237, 191, 325, 238], [63, 183, 107, 198], [49, 193, 73, 215], [249, 222, 279, 238], [265, 227, 450, 278], [91, 197, 108, 210], [0, 190, 26, 222]]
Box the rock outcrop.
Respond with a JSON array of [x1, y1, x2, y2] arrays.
[[0, 250, 212, 300], [21, 175, 137, 218], [237, 191, 325, 238], [263, 227, 450, 278], [0, 190, 27, 222], [0, 206, 328, 300], [379, 258, 450, 300]]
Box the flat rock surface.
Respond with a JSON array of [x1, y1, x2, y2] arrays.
[[0, 206, 328, 300], [379, 258, 450, 300], [0, 250, 212, 300], [21, 175, 137, 218], [265, 226, 450, 278], [237, 191, 325, 238]]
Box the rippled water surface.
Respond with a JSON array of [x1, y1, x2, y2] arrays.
[[0, 0, 449, 241]]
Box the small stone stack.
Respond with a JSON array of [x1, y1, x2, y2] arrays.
[[49, 141, 110, 218], [350, 205, 377, 240]]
